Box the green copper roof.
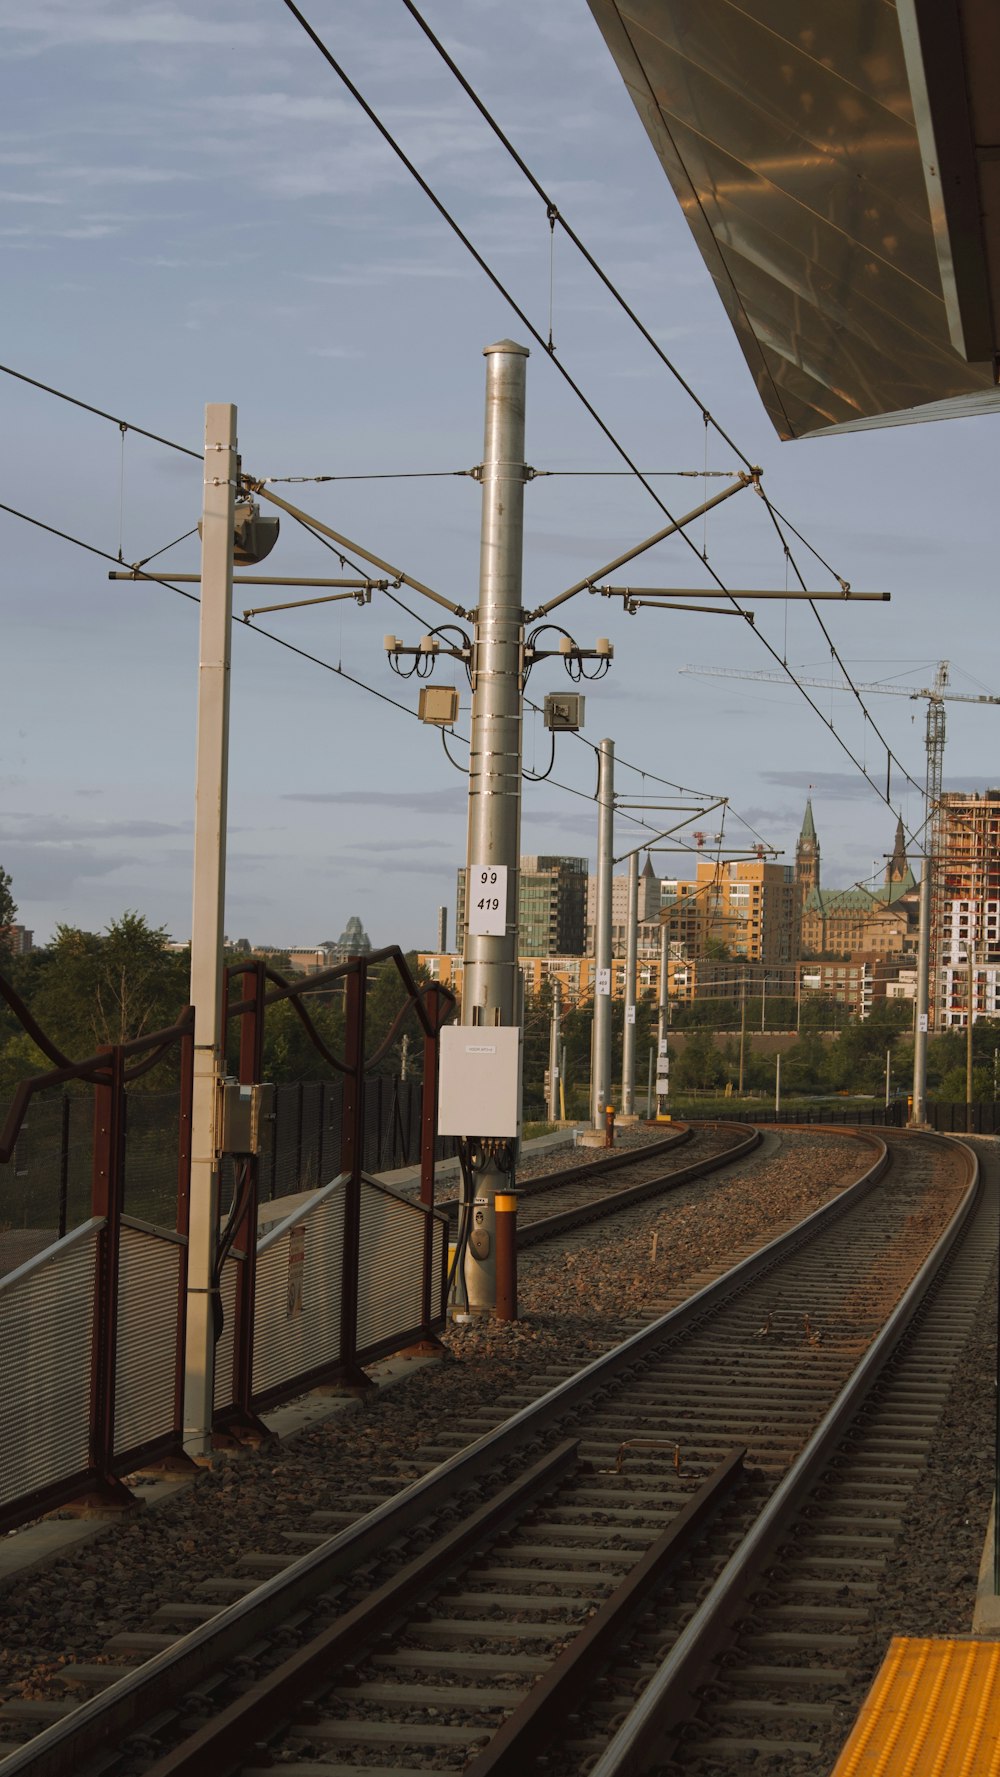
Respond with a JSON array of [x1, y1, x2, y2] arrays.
[[799, 800, 817, 844]]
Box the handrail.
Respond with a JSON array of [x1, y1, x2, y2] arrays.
[[0, 983, 194, 1165], [225, 947, 455, 1073]]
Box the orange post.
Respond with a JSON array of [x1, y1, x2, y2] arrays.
[[604, 1103, 616, 1148], [495, 1194, 518, 1321]]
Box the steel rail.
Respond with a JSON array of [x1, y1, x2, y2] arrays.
[[4, 1128, 888, 1777], [142, 1441, 584, 1777], [588, 1130, 981, 1777], [462, 1448, 747, 1777], [517, 1125, 760, 1246]]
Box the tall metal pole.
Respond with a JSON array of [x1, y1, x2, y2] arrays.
[[656, 918, 670, 1115], [184, 402, 236, 1454], [621, 848, 638, 1115], [912, 866, 931, 1125], [738, 969, 747, 1096], [592, 739, 614, 1127], [913, 693, 944, 1126], [967, 946, 975, 1132], [461, 340, 528, 1312], [548, 978, 561, 1123]]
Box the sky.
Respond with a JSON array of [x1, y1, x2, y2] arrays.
[[1, 0, 997, 951]]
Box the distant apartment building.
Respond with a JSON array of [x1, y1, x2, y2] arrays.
[[0, 924, 33, 956], [933, 789, 1000, 1028], [585, 854, 661, 955], [456, 855, 587, 957], [661, 856, 797, 965]]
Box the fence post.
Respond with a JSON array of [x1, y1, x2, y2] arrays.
[[172, 1022, 195, 1441], [420, 986, 446, 1335], [222, 961, 267, 1436], [58, 1092, 70, 1240], [87, 1046, 134, 1508], [339, 960, 371, 1385]]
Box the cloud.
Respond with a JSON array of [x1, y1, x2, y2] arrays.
[[0, 5, 269, 52], [0, 813, 188, 842], [761, 769, 993, 801], [284, 788, 464, 813]]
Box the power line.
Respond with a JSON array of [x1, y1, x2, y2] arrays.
[[276, 0, 926, 836], [397, 0, 755, 475], [0, 362, 201, 461]]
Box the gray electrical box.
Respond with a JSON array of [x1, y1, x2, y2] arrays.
[[437, 1026, 521, 1137], [217, 1080, 275, 1155], [544, 692, 585, 731]]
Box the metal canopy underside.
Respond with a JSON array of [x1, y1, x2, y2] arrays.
[[588, 0, 1000, 438]]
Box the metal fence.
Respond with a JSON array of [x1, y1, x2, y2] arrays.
[[0, 1073, 459, 1247], [716, 1100, 1000, 1133]]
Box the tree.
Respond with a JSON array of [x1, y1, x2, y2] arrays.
[[26, 913, 189, 1058], [0, 865, 16, 963]]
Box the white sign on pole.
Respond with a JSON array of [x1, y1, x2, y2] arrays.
[[626, 1003, 636, 1025], [467, 865, 508, 936], [918, 1012, 929, 1032], [658, 1038, 669, 1056], [596, 968, 611, 996]]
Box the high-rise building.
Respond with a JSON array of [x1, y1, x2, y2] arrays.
[[933, 789, 1000, 1027], [456, 855, 587, 957], [660, 856, 797, 964], [585, 854, 661, 954]]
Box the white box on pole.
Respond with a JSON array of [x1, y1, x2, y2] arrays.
[[438, 1024, 521, 1136]]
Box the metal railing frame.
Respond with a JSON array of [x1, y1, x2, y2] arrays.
[[216, 949, 454, 1420], [0, 971, 196, 1529]]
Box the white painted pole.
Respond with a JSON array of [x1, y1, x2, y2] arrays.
[[621, 849, 638, 1114], [548, 978, 561, 1123], [184, 402, 236, 1455], [775, 1050, 781, 1116]]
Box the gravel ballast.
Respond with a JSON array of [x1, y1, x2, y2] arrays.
[[2, 1126, 993, 1753]]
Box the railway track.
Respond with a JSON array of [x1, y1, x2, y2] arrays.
[[0, 1127, 975, 1777], [450, 1123, 761, 1246]]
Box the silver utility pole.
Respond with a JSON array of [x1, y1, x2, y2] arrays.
[[548, 978, 561, 1122], [461, 340, 529, 1311], [185, 402, 236, 1454], [591, 739, 615, 1127], [621, 849, 638, 1115], [656, 917, 670, 1115]]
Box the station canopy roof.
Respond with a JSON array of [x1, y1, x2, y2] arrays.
[[587, 0, 1000, 437]]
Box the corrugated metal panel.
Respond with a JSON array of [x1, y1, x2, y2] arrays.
[[252, 1177, 345, 1398], [114, 1223, 183, 1459], [213, 1254, 240, 1414], [355, 1180, 426, 1355], [432, 1214, 447, 1319], [0, 1220, 101, 1510]]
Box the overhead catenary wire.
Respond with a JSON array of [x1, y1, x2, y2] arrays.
[[276, 0, 926, 840], [0, 361, 202, 461]]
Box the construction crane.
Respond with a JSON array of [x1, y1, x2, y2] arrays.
[[680, 660, 1000, 1123], [681, 661, 1000, 813]]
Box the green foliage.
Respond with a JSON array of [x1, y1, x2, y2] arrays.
[[0, 913, 190, 1099]]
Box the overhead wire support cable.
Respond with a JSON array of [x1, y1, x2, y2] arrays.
[[396, 0, 755, 476], [277, 0, 924, 830]]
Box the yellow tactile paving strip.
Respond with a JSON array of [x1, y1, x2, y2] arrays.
[[831, 1637, 1000, 1776]]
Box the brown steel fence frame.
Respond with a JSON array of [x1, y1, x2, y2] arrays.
[[0, 971, 195, 1531], [217, 949, 454, 1426]]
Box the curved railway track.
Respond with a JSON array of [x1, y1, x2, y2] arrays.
[[0, 1127, 977, 1777]]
